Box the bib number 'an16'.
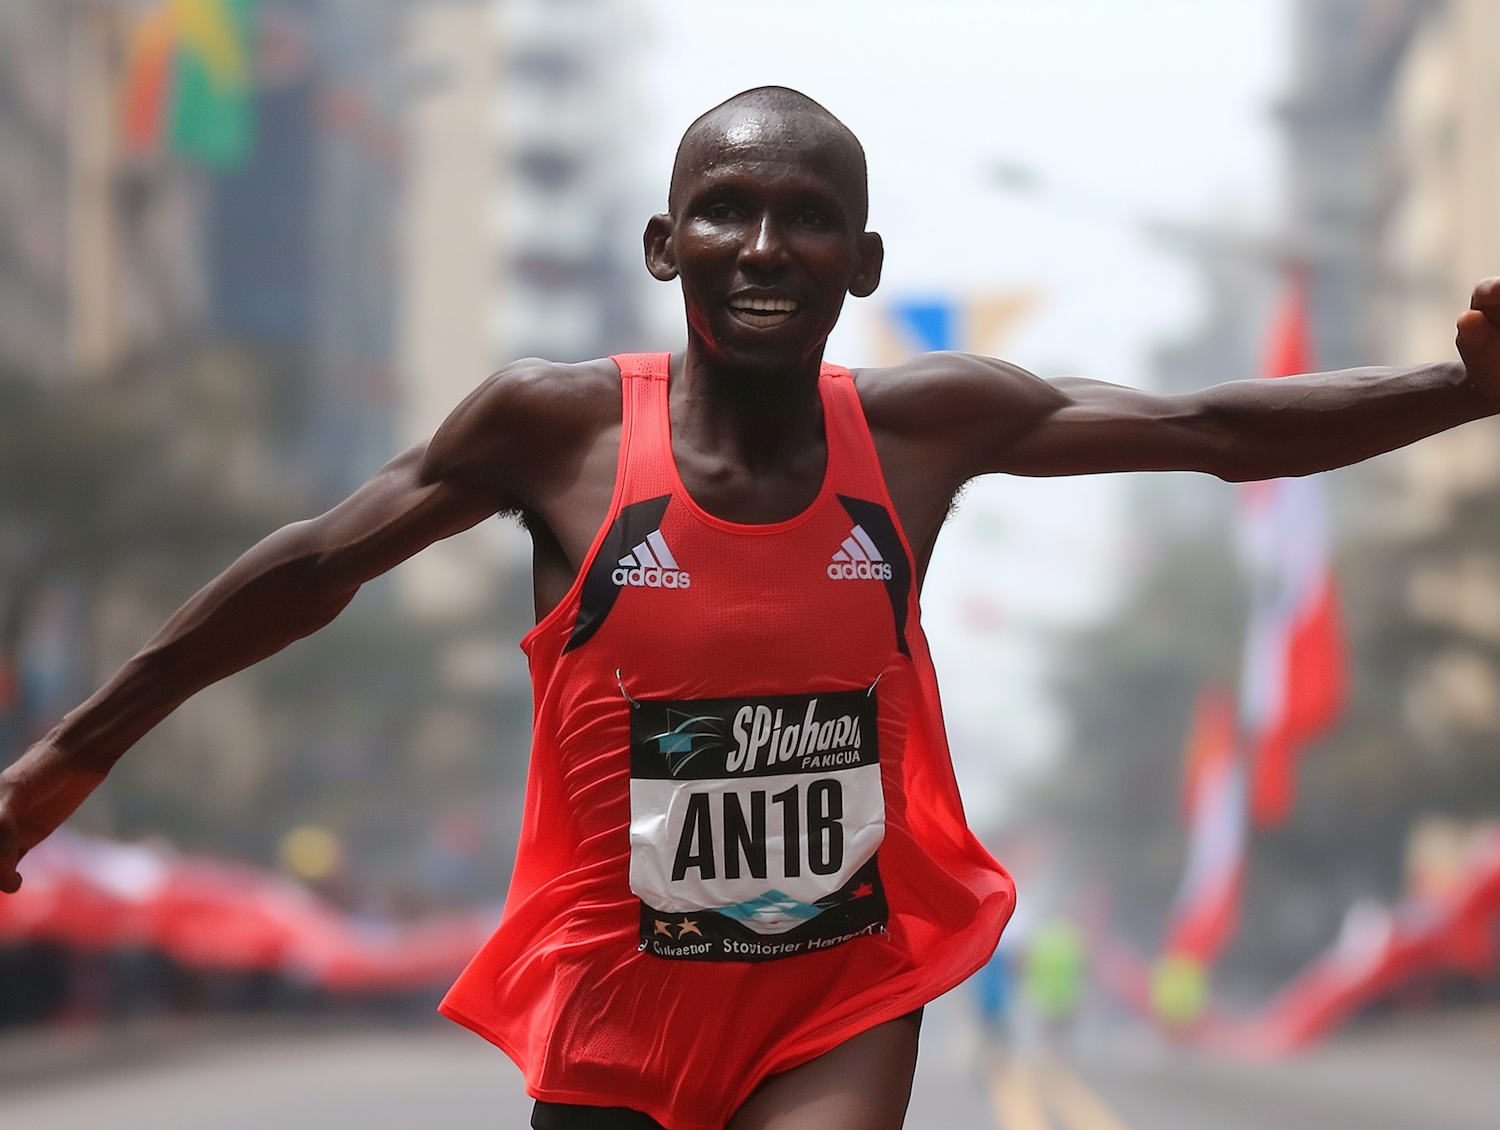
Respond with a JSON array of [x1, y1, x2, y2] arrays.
[[628, 688, 888, 961]]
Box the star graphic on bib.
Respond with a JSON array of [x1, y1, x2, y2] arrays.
[[677, 918, 701, 938], [654, 920, 674, 937], [852, 882, 875, 899]]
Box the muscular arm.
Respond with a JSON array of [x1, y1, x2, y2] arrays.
[[993, 359, 1485, 480], [861, 280, 1500, 573], [0, 449, 499, 890], [0, 357, 614, 891]]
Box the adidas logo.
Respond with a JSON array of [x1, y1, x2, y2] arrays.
[[828, 525, 892, 581], [612, 528, 691, 589]]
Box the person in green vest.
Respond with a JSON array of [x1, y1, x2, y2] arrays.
[[1023, 919, 1087, 1042]]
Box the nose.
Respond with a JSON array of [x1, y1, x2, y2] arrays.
[[739, 212, 788, 275]]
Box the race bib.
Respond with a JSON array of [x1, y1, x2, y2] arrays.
[[628, 688, 888, 961]]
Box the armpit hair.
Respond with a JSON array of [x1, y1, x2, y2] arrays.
[[946, 480, 971, 521]]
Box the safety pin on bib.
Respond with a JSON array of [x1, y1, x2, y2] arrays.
[[616, 668, 640, 708]]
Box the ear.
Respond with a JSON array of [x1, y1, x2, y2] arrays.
[[644, 213, 678, 282], [848, 231, 884, 298]]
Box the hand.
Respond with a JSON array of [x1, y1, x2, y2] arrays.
[[0, 791, 22, 894], [1456, 277, 1500, 401], [0, 741, 107, 894]]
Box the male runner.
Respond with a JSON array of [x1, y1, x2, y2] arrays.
[[2, 87, 1499, 1129]]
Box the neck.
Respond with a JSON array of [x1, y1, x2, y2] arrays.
[[671, 337, 826, 473]]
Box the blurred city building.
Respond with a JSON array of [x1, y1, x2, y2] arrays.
[[1362, 0, 1500, 832], [0, 0, 297, 860], [0, 0, 207, 381], [1054, 0, 1500, 1000], [493, 0, 651, 363], [395, 0, 651, 622], [1280, 0, 1425, 372], [1376, 0, 1500, 534], [396, 0, 500, 624], [0, 0, 659, 935], [1139, 0, 1426, 537]]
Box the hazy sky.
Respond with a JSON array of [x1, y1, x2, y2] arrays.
[[642, 0, 1286, 383], [640, 0, 1288, 823]]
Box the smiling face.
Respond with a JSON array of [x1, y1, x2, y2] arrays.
[[645, 102, 883, 385]]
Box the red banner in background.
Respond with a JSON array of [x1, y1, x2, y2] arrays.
[[1227, 826, 1500, 1056], [1163, 689, 1247, 965], [0, 831, 497, 993], [1236, 271, 1347, 827]]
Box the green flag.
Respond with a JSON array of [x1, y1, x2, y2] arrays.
[[169, 0, 256, 169]]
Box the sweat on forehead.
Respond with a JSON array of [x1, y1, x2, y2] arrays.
[[668, 87, 869, 227]]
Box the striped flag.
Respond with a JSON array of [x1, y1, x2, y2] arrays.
[[1235, 274, 1347, 827], [1162, 688, 1247, 965], [121, 3, 177, 153], [121, 0, 257, 169]]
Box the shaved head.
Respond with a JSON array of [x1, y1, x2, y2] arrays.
[[669, 87, 869, 229]]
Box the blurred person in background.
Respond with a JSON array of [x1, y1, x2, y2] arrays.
[[4, 85, 1500, 1130], [970, 890, 1030, 1047], [1021, 919, 1086, 1050], [971, 940, 1017, 1042]]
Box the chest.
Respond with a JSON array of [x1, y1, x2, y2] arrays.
[[667, 433, 829, 528], [574, 492, 907, 698]]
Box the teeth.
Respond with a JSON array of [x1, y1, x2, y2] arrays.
[[730, 297, 798, 312]]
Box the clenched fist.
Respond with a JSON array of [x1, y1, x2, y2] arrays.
[[1456, 277, 1500, 401]]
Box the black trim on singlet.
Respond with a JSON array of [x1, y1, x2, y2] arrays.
[[565, 495, 673, 653], [836, 495, 911, 657], [532, 1101, 666, 1130]]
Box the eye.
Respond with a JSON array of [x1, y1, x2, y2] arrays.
[[703, 200, 743, 221], [793, 207, 832, 229]]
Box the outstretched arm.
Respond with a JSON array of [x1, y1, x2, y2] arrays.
[[1002, 280, 1500, 477], [0, 360, 577, 892], [993, 358, 1485, 480], [870, 279, 1500, 488]]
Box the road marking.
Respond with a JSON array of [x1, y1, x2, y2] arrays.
[[984, 1051, 1133, 1130], [1041, 1059, 1131, 1130], [988, 1056, 1050, 1130]]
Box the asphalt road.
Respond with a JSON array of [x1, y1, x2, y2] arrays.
[[1072, 1007, 1500, 1130], [0, 997, 1494, 1129]]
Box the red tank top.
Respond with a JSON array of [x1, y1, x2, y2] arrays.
[[439, 354, 1014, 1129]]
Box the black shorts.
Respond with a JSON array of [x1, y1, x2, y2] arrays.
[[531, 1102, 665, 1130]]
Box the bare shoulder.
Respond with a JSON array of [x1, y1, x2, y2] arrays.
[[851, 352, 1065, 443], [423, 356, 622, 495]]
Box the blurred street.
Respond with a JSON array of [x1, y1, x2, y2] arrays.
[[0, 1022, 532, 1130], [0, 994, 1496, 1130], [1072, 1010, 1500, 1130]]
